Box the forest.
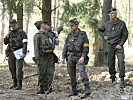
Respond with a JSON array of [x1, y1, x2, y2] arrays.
[[0, 0, 133, 100]]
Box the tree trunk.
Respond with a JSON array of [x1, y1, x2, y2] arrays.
[[42, 0, 51, 22], [53, 0, 56, 29], [127, 0, 131, 47], [17, 0, 23, 29], [0, 0, 6, 54], [94, 0, 112, 67], [26, 10, 30, 34]]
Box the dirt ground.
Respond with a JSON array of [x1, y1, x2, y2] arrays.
[[0, 63, 133, 100]]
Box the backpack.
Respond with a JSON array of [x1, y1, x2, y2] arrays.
[[39, 32, 55, 53]]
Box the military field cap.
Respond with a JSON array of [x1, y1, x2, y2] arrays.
[[34, 21, 43, 30], [43, 20, 51, 26], [69, 18, 79, 25], [9, 19, 17, 24], [109, 8, 117, 14]]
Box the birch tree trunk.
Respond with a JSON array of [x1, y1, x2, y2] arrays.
[[0, 0, 6, 54]]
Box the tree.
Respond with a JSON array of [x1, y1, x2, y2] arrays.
[[94, 0, 112, 66], [5, 0, 24, 29], [17, 0, 23, 29], [24, 0, 34, 34], [0, 0, 6, 54], [42, 0, 51, 21]]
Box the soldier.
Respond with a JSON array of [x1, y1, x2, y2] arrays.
[[34, 20, 62, 94], [98, 8, 128, 88], [62, 18, 91, 97], [4, 19, 28, 90]]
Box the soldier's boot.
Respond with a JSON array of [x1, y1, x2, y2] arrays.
[[84, 85, 91, 95], [112, 77, 116, 83], [44, 84, 52, 94], [68, 85, 78, 97], [120, 78, 125, 88], [43, 85, 48, 92], [10, 79, 17, 89], [111, 77, 116, 86], [15, 80, 22, 90], [45, 87, 52, 94], [37, 85, 44, 94], [48, 87, 52, 93], [80, 84, 91, 98]]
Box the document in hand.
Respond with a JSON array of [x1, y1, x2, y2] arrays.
[[13, 48, 23, 59]]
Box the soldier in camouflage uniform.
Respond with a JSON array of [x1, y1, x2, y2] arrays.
[[98, 8, 128, 88], [4, 19, 28, 90], [34, 20, 62, 94], [62, 18, 91, 97]]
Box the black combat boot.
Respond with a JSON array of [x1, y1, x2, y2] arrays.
[[68, 85, 78, 97], [43, 85, 48, 92], [111, 77, 116, 86], [10, 79, 17, 89], [37, 85, 44, 94], [44, 84, 52, 94], [80, 85, 91, 99], [120, 78, 125, 88], [15, 80, 22, 90], [112, 77, 116, 83], [48, 87, 52, 93], [84, 85, 91, 95]]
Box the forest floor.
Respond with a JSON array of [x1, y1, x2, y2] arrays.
[[0, 63, 133, 100]]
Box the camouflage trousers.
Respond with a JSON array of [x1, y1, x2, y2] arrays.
[[38, 53, 55, 87], [107, 44, 125, 78], [8, 52, 23, 81], [67, 55, 89, 87]]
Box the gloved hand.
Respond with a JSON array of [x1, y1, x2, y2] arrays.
[[57, 25, 63, 34]]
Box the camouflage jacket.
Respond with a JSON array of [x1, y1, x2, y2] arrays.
[[33, 31, 58, 60], [98, 18, 128, 46], [4, 28, 28, 54], [62, 28, 89, 60]]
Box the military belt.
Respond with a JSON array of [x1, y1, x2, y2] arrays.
[[67, 52, 82, 57]]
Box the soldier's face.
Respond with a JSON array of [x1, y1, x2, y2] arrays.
[[10, 24, 18, 31], [70, 24, 78, 31], [109, 12, 117, 20], [44, 24, 51, 31]]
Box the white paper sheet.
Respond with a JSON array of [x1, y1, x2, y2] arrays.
[[13, 48, 23, 59]]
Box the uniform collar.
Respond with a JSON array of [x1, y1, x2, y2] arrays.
[[69, 28, 81, 35]]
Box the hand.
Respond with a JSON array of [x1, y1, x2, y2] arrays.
[[55, 38, 59, 45], [22, 53, 26, 58], [36, 59, 40, 65], [78, 57, 84, 64], [62, 59, 65, 64], [116, 45, 122, 49], [104, 36, 107, 40]]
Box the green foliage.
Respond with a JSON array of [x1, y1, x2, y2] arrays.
[[61, 0, 100, 35], [23, 0, 35, 14], [4, 0, 16, 19], [4, 0, 35, 20]]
